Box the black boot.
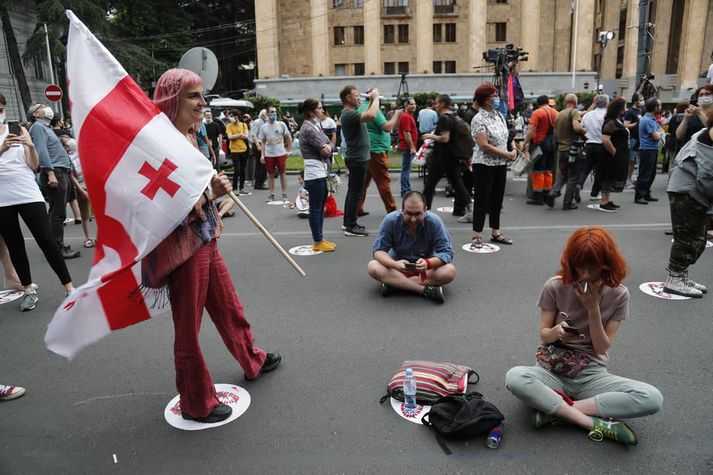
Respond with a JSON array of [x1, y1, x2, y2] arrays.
[[527, 191, 544, 206]]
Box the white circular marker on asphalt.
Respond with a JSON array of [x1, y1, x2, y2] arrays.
[[390, 397, 431, 425], [288, 245, 323, 256], [267, 200, 287, 206], [164, 384, 250, 431], [639, 282, 691, 300], [436, 207, 454, 213], [462, 243, 500, 254], [0, 289, 24, 305]]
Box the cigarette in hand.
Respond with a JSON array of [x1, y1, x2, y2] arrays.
[[584, 281, 588, 294]]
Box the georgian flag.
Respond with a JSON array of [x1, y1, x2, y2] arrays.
[[45, 11, 214, 359]]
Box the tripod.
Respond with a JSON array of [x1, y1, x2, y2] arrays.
[[396, 73, 409, 104]]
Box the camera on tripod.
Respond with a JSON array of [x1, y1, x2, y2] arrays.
[[483, 44, 529, 65], [641, 73, 655, 80]]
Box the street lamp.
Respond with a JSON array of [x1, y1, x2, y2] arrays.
[[597, 30, 616, 93]]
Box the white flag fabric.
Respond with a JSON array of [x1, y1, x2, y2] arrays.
[[45, 11, 213, 359]]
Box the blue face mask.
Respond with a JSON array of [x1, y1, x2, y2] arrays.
[[493, 97, 501, 110], [268, 114, 277, 122]]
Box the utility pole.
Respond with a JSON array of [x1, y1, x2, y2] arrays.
[[43, 23, 63, 120], [635, 0, 654, 80]]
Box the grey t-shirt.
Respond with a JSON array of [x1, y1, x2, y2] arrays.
[[538, 276, 629, 366], [340, 108, 369, 163], [257, 121, 289, 157]]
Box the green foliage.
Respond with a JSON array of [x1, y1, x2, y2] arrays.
[[411, 92, 440, 109], [244, 93, 280, 112], [554, 92, 598, 110]]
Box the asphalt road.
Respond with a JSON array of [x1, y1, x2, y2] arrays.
[[1, 170, 712, 474]]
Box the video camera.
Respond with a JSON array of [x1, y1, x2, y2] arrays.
[[641, 73, 655, 80], [483, 44, 529, 65]]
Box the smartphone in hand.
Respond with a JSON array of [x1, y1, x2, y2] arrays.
[[7, 121, 20, 136], [404, 262, 417, 269]]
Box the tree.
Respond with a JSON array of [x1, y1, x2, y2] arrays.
[[243, 93, 280, 113], [0, 1, 33, 114]]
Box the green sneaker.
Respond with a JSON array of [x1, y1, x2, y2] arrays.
[[588, 417, 638, 446], [532, 410, 561, 430]]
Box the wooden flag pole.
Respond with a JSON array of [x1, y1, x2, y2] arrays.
[[226, 191, 306, 277]]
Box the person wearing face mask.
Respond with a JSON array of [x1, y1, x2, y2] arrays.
[[297, 98, 337, 253], [468, 83, 517, 247], [634, 98, 663, 205], [249, 109, 269, 190], [225, 109, 250, 195], [506, 227, 662, 447], [61, 135, 94, 248], [0, 94, 76, 312], [27, 103, 81, 259], [675, 85, 713, 152], [367, 191, 456, 303], [257, 107, 292, 202], [203, 111, 224, 170]]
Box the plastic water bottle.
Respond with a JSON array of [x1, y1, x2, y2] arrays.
[[485, 423, 504, 449], [403, 368, 417, 410]]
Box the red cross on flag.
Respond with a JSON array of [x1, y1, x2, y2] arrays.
[[45, 11, 214, 359]]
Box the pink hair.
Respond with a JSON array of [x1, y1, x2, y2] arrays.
[[152, 68, 203, 123]]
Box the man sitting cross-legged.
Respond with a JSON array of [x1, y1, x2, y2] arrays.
[[367, 191, 457, 303]]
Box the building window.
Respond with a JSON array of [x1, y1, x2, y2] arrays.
[[398, 62, 409, 74], [384, 24, 395, 44], [433, 24, 443, 43], [353, 26, 364, 45], [488, 0, 507, 3], [384, 62, 396, 75], [434, 0, 455, 14], [354, 63, 365, 76], [334, 26, 346, 45], [33, 56, 45, 80], [615, 46, 624, 79], [495, 23, 506, 42], [445, 23, 456, 42], [445, 60, 456, 73], [384, 0, 409, 16], [333, 0, 364, 8], [433, 61, 442, 73], [433, 61, 456, 74], [335, 63, 348, 76], [398, 24, 409, 43], [333, 0, 345, 7]]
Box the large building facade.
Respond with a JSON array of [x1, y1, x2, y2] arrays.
[[255, 0, 712, 102]]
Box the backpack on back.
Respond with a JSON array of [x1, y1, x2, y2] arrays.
[[448, 115, 476, 160]]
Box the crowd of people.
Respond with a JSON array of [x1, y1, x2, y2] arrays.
[[2, 72, 712, 447]]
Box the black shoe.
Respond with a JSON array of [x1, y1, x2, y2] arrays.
[[62, 246, 81, 259], [634, 198, 649, 205], [609, 202, 621, 209], [254, 185, 268, 190], [562, 203, 578, 210], [451, 209, 466, 217], [544, 193, 556, 208], [422, 285, 445, 303], [344, 225, 369, 237], [644, 195, 658, 202], [245, 352, 282, 381], [380, 283, 396, 297], [181, 402, 232, 423], [574, 186, 581, 203], [357, 211, 370, 217], [599, 202, 618, 212]]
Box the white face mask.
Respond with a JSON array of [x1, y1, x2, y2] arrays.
[[228, 117, 236, 123], [0, 112, 5, 124], [698, 96, 713, 107], [66, 138, 78, 152], [42, 107, 54, 120]]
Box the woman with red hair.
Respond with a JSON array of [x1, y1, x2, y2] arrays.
[[506, 227, 662, 446], [148, 69, 281, 424]]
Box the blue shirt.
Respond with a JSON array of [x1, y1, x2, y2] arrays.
[[638, 113, 660, 150], [29, 121, 71, 171], [417, 108, 438, 133], [372, 211, 454, 264]]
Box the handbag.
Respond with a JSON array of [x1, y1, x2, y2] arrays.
[[510, 151, 532, 176], [535, 343, 591, 378], [326, 152, 342, 193], [380, 360, 479, 406]]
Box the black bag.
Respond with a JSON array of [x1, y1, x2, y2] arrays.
[[421, 392, 504, 455], [447, 115, 475, 160], [537, 110, 558, 159]]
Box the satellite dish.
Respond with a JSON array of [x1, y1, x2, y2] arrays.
[[178, 47, 219, 92]]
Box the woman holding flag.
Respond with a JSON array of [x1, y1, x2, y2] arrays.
[[148, 69, 281, 424]]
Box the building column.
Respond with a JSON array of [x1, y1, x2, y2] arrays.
[[255, 0, 279, 79], [650, 0, 673, 77], [469, 0, 487, 72], [574, 0, 595, 71], [415, 0, 433, 73], [599, 0, 619, 80], [679, 0, 710, 90], [519, 0, 540, 71], [311, 0, 329, 77], [622, 0, 638, 78], [364, 0, 381, 75]]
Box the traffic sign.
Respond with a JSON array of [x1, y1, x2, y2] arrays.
[[44, 84, 63, 102]]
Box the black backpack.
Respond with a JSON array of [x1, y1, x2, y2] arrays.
[[447, 115, 475, 160], [421, 392, 504, 455]]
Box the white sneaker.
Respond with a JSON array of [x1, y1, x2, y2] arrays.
[[457, 214, 473, 223], [589, 194, 601, 201], [663, 272, 703, 298], [19, 290, 38, 312], [684, 273, 707, 294], [0, 384, 26, 401]]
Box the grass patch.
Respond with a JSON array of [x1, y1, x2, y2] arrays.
[[286, 152, 406, 171]]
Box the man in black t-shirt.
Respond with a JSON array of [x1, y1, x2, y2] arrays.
[[203, 111, 225, 170], [622, 93, 643, 187]]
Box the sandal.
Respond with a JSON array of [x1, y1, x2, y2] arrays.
[[491, 234, 513, 245], [83, 239, 95, 248], [470, 236, 483, 250]]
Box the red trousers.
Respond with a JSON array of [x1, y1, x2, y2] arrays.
[[358, 152, 397, 214], [168, 240, 266, 417]]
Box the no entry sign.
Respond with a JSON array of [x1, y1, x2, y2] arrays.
[[44, 84, 63, 102]]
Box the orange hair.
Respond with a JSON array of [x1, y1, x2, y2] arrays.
[[557, 227, 628, 287]]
